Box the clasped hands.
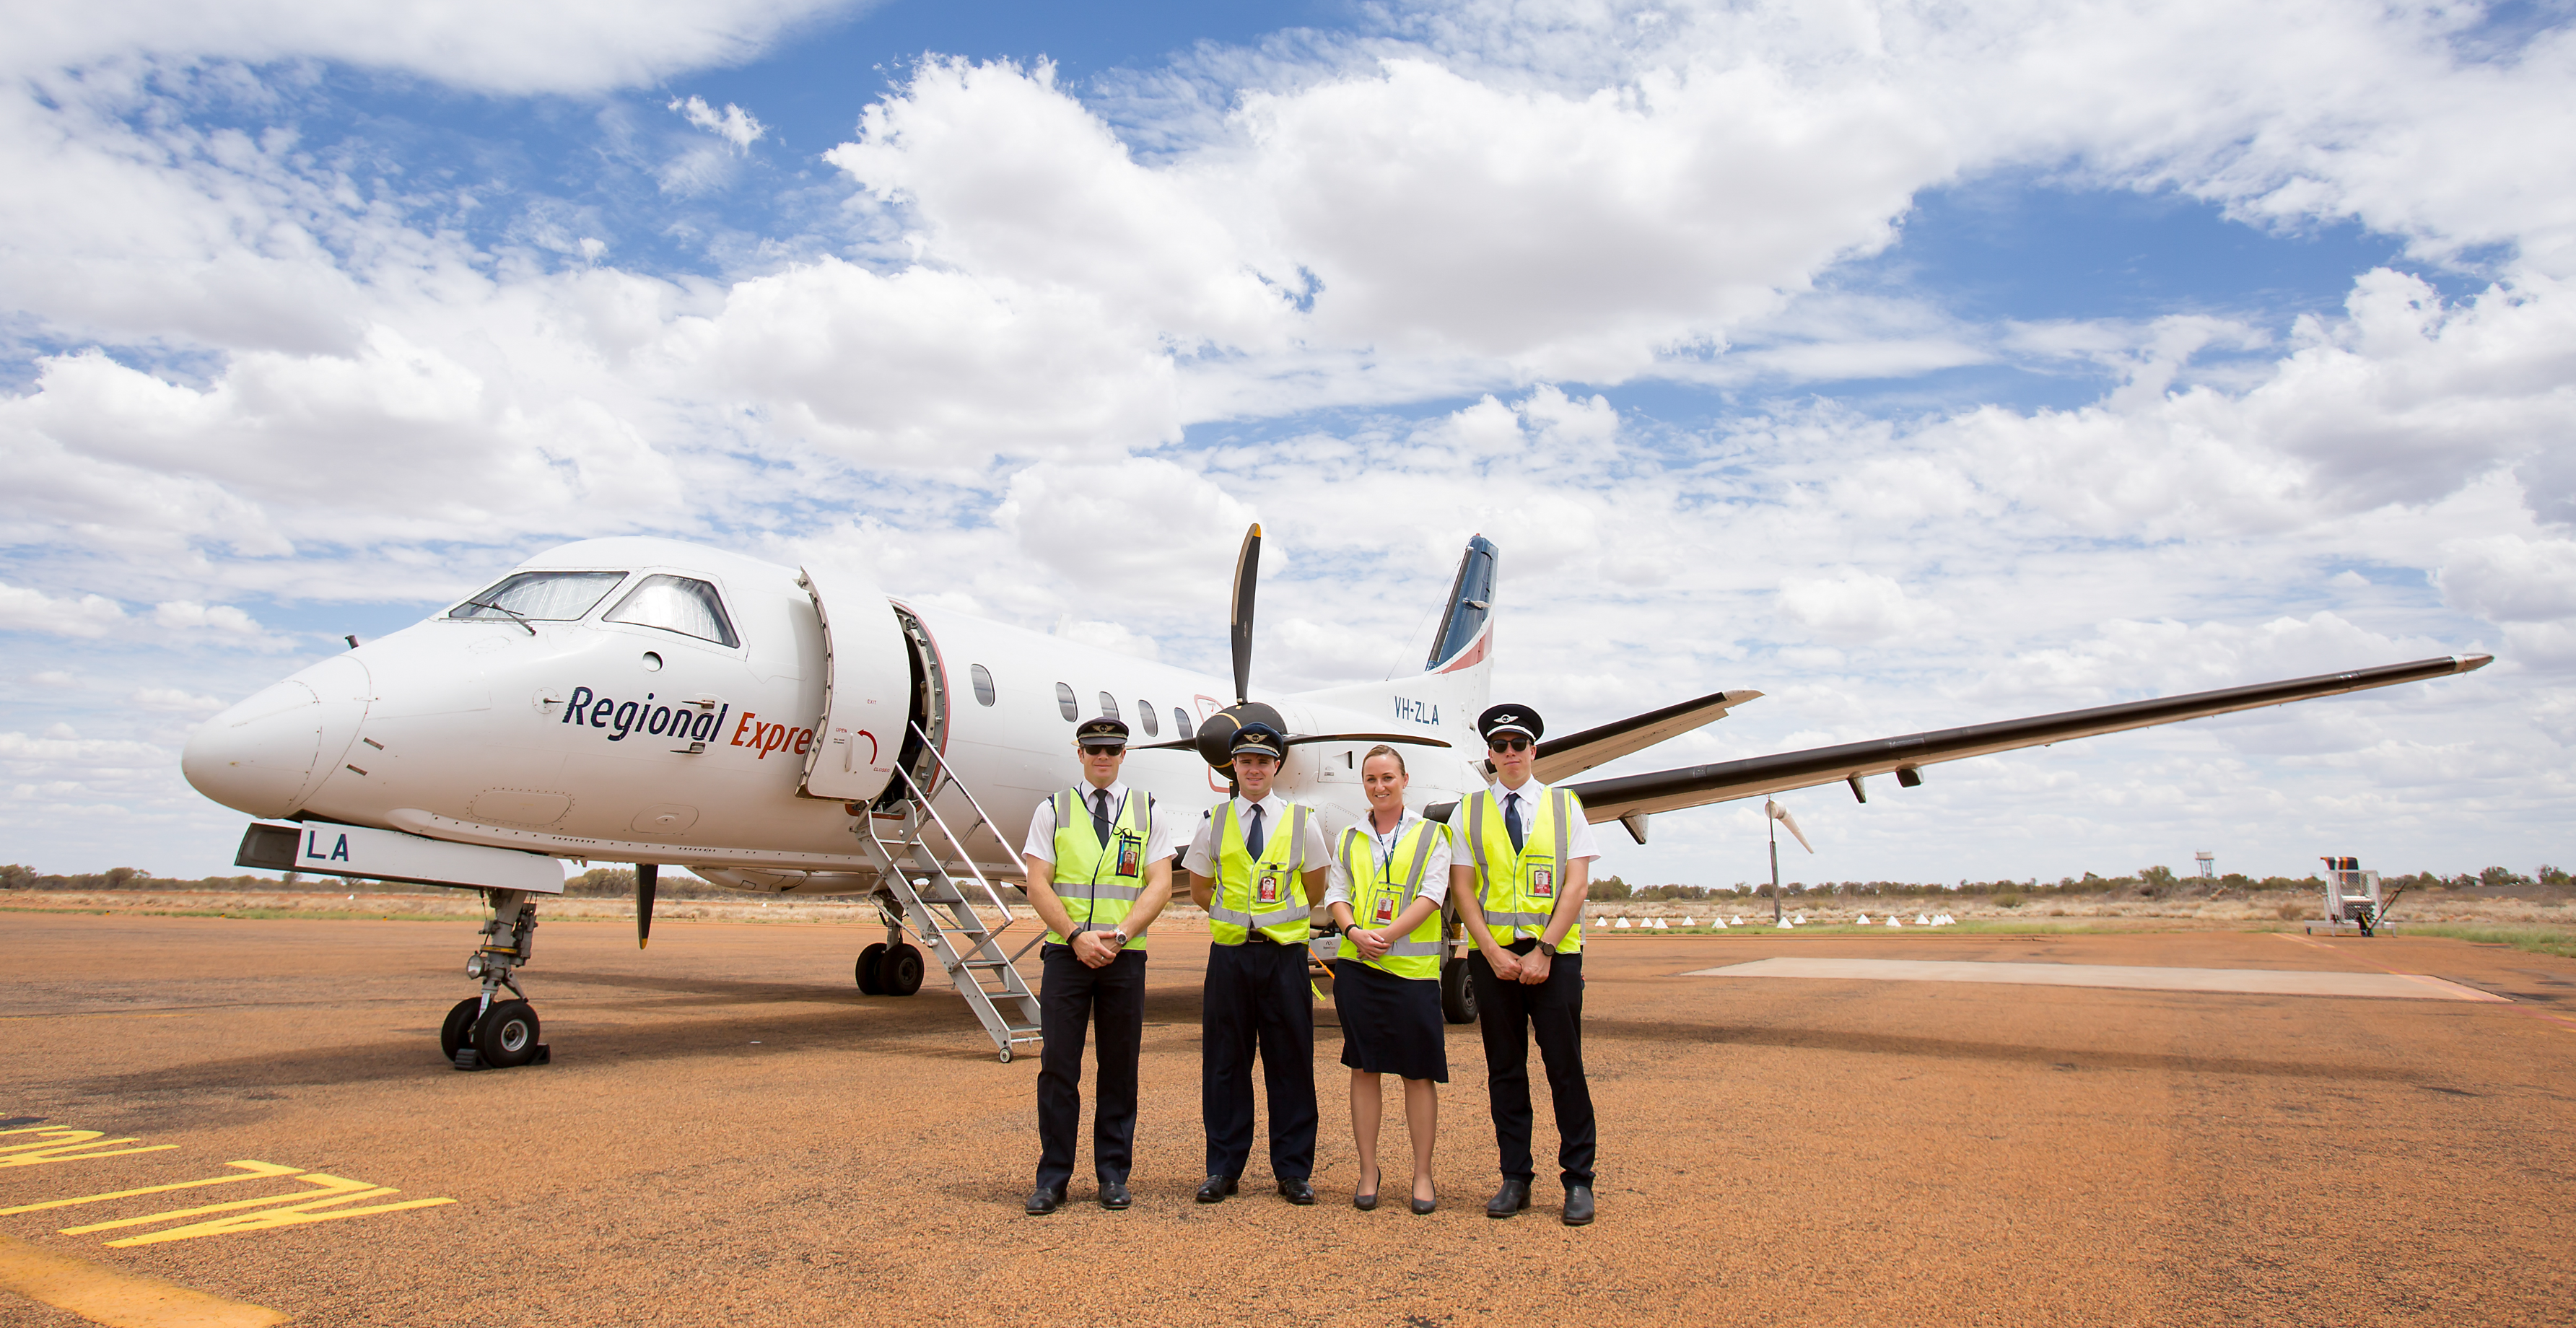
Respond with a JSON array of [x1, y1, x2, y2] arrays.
[[1070, 930, 1123, 966], [1485, 945, 1554, 984]]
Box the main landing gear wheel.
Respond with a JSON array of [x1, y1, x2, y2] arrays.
[[881, 943, 926, 997], [440, 997, 484, 1062], [856, 943, 888, 995], [1440, 957, 1478, 1025], [473, 999, 543, 1069]]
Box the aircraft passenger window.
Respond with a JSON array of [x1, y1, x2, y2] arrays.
[[971, 664, 996, 707], [1138, 704, 1158, 737], [448, 571, 626, 622], [1099, 693, 1120, 722], [603, 575, 740, 648], [1055, 683, 1078, 720], [1172, 707, 1190, 738]]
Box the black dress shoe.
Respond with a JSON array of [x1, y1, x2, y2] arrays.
[[1195, 1174, 1239, 1204], [1563, 1183, 1595, 1226], [1026, 1184, 1065, 1215], [1410, 1192, 1438, 1215], [1099, 1179, 1130, 1210], [1277, 1176, 1317, 1205], [1485, 1179, 1531, 1219], [1353, 1166, 1379, 1211]]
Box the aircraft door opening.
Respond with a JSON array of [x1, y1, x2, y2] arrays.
[[881, 606, 951, 811], [798, 567, 908, 803]]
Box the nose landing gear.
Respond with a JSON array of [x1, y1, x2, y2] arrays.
[[446, 888, 551, 1070]]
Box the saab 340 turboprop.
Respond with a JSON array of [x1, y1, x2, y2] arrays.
[[180, 526, 2490, 1065]]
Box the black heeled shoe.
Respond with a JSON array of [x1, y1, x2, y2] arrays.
[[1410, 1181, 1437, 1215], [1353, 1164, 1379, 1211]]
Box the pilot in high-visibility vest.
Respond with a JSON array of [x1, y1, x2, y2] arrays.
[[1018, 715, 1174, 1216], [1451, 703, 1604, 1227], [1184, 720, 1331, 1207], [1323, 743, 1453, 1214]]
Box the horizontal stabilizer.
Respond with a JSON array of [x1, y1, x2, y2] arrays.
[[1532, 688, 1762, 782], [1567, 655, 2491, 824]]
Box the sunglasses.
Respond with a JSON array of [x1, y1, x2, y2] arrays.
[[1487, 736, 1532, 753], [1080, 744, 1124, 758]]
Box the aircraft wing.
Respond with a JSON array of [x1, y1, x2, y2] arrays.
[[1532, 687, 1764, 783], [1566, 654, 2492, 829]]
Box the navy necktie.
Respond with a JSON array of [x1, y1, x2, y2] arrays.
[[1091, 789, 1112, 844], [1505, 792, 1526, 853], [1244, 803, 1265, 858]]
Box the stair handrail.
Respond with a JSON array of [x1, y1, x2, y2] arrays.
[[886, 720, 1021, 942]]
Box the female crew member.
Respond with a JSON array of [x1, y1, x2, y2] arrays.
[[1324, 744, 1452, 1215]]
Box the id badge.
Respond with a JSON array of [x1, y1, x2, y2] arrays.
[[1527, 855, 1558, 899], [1116, 835, 1141, 877], [1371, 893, 1397, 925], [1255, 868, 1284, 906]]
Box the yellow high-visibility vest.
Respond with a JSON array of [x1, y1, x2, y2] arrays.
[[1334, 817, 1448, 980], [1048, 785, 1153, 950], [1208, 800, 1312, 946], [1464, 785, 1584, 954]]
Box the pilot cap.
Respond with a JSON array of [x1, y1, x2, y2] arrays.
[[1229, 722, 1288, 759], [1477, 704, 1544, 743], [1075, 717, 1130, 748]]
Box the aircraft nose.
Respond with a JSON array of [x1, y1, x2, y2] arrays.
[[182, 655, 372, 818]]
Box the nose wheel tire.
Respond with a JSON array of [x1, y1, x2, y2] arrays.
[[1440, 958, 1478, 1025], [856, 943, 888, 995], [440, 997, 485, 1062], [881, 943, 926, 997], [473, 999, 543, 1069]]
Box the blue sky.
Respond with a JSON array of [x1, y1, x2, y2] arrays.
[[3, 0, 2570, 883]]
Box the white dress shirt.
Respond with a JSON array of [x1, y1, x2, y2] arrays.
[[1453, 775, 1602, 873], [1323, 808, 1454, 907], [1183, 791, 1332, 878], [1022, 780, 1180, 866]]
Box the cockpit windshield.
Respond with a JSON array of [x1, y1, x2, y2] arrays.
[[603, 575, 739, 648], [449, 571, 627, 623]]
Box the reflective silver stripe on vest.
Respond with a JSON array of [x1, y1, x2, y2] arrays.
[[1207, 904, 1254, 926], [1384, 936, 1445, 956]]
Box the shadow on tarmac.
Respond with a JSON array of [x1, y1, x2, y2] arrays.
[[1584, 1015, 2435, 1083]]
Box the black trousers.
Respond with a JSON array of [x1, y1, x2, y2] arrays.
[[1471, 941, 1596, 1187], [1201, 940, 1318, 1181], [1036, 944, 1145, 1189]]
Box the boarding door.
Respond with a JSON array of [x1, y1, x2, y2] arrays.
[[797, 567, 908, 803]]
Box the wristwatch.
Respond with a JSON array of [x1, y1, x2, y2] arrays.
[[1532, 940, 1558, 957], [1108, 931, 1130, 950]]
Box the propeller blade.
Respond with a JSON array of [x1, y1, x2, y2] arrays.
[[1766, 800, 1815, 855], [1229, 523, 1261, 705], [637, 862, 658, 949]]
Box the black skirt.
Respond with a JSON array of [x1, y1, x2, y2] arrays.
[[1334, 958, 1449, 1083]]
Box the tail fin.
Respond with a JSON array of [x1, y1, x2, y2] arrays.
[[1286, 536, 1495, 730], [1425, 536, 1497, 673]]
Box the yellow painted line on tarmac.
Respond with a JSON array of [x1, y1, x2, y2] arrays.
[[0, 1232, 287, 1327]]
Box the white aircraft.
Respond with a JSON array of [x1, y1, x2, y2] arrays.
[[180, 525, 2489, 1066]]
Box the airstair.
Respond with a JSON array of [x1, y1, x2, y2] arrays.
[[852, 722, 1044, 1062]]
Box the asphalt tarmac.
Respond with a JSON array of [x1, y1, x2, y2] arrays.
[[3, 912, 2571, 1326]]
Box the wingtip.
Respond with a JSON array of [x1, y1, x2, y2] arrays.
[[2457, 653, 2495, 672]]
